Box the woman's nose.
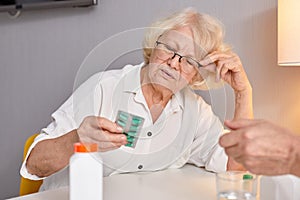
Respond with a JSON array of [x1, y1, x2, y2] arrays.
[[167, 54, 181, 70]]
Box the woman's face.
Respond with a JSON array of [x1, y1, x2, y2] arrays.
[[147, 26, 200, 93]]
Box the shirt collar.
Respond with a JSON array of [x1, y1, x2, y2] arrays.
[[171, 90, 184, 111], [123, 62, 144, 94]]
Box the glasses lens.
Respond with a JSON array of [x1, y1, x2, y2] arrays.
[[156, 43, 173, 59], [180, 57, 198, 73], [187, 57, 199, 67], [155, 41, 203, 75]]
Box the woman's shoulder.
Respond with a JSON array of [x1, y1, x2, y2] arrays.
[[86, 62, 143, 85]]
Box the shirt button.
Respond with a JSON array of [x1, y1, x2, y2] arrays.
[[138, 164, 143, 169], [147, 131, 152, 137]]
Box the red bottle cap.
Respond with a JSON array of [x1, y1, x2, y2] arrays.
[[73, 143, 98, 153]]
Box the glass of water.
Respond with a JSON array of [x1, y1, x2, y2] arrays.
[[216, 171, 257, 200]]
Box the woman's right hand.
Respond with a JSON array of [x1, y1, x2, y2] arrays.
[[77, 116, 127, 152], [200, 51, 251, 93]]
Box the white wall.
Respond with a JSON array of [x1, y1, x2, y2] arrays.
[[1, 0, 300, 198]]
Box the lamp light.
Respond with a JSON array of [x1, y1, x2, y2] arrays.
[[278, 0, 300, 66]]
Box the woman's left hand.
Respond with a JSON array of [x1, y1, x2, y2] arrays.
[[199, 51, 251, 92]]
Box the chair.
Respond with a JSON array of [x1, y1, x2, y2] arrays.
[[19, 133, 43, 196]]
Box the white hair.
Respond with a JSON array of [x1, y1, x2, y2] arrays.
[[142, 7, 230, 90]]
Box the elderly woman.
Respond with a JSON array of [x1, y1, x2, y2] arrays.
[[21, 8, 252, 191]]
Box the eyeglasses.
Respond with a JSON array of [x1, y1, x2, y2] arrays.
[[155, 40, 203, 74]]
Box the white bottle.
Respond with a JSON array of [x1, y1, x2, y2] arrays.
[[70, 143, 103, 200]]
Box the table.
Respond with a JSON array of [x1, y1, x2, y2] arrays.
[[9, 164, 218, 200]]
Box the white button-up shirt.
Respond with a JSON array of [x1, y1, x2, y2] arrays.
[[20, 63, 228, 191]]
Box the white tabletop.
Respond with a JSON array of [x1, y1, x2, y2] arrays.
[[9, 164, 217, 200]]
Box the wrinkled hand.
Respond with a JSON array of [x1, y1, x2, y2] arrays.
[[200, 51, 251, 92], [219, 119, 298, 176], [77, 116, 127, 152]]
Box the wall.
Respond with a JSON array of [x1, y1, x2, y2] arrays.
[[1, 0, 300, 198]]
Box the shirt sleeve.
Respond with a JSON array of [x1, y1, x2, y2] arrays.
[[20, 72, 103, 180], [187, 98, 228, 172]]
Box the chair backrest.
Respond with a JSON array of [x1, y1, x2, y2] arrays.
[[19, 133, 43, 196]]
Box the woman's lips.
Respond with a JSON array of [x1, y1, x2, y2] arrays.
[[160, 69, 176, 79]]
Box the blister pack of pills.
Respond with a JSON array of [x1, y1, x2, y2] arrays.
[[115, 110, 145, 148]]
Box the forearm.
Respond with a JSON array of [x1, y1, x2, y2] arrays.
[[26, 129, 79, 177], [233, 86, 253, 120], [228, 86, 252, 170]]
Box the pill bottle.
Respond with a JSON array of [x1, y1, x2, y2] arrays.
[[69, 142, 103, 200]]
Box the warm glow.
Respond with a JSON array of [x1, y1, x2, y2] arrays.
[[278, 0, 300, 66]]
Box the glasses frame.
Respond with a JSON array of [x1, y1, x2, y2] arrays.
[[155, 40, 203, 70]]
